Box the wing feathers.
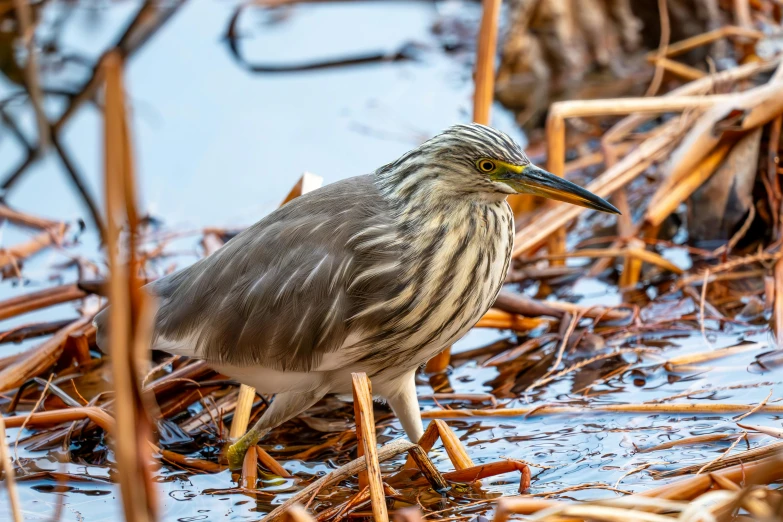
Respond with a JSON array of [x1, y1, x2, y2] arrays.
[[149, 175, 404, 372]]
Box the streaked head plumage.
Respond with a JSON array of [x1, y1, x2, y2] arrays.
[[427, 123, 530, 170], [377, 123, 620, 214], [377, 123, 531, 198]]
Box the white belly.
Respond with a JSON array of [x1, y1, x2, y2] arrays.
[[210, 362, 324, 394]]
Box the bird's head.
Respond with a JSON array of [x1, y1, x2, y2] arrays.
[[379, 123, 619, 215]]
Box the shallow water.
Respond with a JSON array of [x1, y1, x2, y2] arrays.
[[1, 1, 782, 521]]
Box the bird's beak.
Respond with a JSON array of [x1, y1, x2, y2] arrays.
[[499, 164, 621, 214]]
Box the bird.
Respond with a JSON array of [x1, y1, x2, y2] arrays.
[[95, 123, 619, 469]]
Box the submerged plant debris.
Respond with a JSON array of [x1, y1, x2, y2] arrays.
[[1, 0, 783, 521]]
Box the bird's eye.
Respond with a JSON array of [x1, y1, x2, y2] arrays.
[[477, 159, 496, 173]]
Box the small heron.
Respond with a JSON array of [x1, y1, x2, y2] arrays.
[[95, 123, 619, 468]]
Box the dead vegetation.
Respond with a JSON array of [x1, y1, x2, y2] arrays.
[[1, 0, 783, 521]]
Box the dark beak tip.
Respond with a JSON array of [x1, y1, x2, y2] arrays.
[[587, 196, 621, 215], [522, 164, 622, 215], [591, 195, 621, 215]]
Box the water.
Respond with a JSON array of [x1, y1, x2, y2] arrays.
[[1, 1, 782, 520]]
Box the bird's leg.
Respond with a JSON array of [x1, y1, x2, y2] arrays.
[[384, 371, 424, 443], [226, 387, 328, 470]]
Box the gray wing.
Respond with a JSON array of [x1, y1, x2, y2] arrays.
[[148, 174, 404, 372]]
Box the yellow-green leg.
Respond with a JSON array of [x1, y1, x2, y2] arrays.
[[226, 387, 328, 470], [227, 427, 269, 470]]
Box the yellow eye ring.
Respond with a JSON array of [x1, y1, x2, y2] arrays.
[[477, 159, 496, 173]]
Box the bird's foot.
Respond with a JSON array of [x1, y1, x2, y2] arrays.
[[226, 441, 248, 470], [226, 429, 260, 470]]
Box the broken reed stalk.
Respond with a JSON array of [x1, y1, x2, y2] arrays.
[[395, 457, 531, 492], [646, 0, 669, 96], [231, 172, 325, 446], [472, 0, 500, 126], [0, 417, 22, 522], [524, 246, 682, 274], [776, 258, 783, 346], [0, 204, 63, 230], [545, 110, 567, 262], [644, 453, 783, 500], [493, 498, 562, 521], [178, 389, 237, 434], [650, 57, 705, 81], [420, 402, 783, 419], [645, 141, 733, 226], [263, 439, 415, 522], [404, 421, 439, 469], [618, 238, 644, 287], [659, 440, 783, 478], [648, 24, 763, 59], [257, 446, 291, 477], [147, 442, 222, 473], [492, 290, 565, 318], [475, 309, 547, 330], [66, 330, 93, 366], [663, 68, 783, 195], [445, 460, 530, 489], [0, 284, 87, 321], [0, 316, 90, 393], [241, 446, 258, 489], [663, 342, 765, 369], [737, 423, 783, 439], [2, 407, 115, 432], [403, 445, 449, 491], [0, 319, 74, 347], [11, 0, 49, 153], [549, 94, 734, 119], [280, 172, 324, 206], [229, 384, 256, 441], [351, 373, 388, 522], [0, 226, 67, 273], [418, 392, 497, 404], [483, 335, 558, 367], [424, 348, 451, 373], [527, 300, 628, 321], [504, 503, 699, 522], [432, 419, 474, 470], [103, 51, 157, 522], [694, 432, 747, 476], [401, 419, 474, 480], [354, 380, 368, 489], [144, 360, 210, 395], [639, 433, 739, 453]]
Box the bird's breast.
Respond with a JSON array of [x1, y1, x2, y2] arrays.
[[357, 200, 514, 371]]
